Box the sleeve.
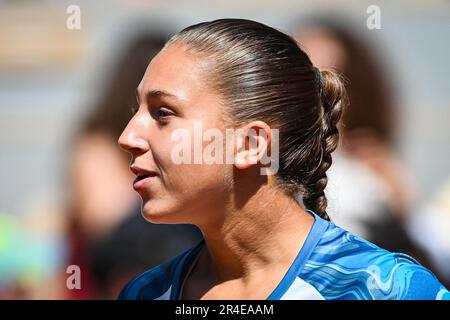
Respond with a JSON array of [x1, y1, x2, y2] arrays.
[[393, 256, 450, 300]]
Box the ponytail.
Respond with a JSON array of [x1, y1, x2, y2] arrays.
[[302, 69, 346, 221]]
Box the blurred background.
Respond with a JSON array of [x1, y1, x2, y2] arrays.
[[0, 0, 449, 299]]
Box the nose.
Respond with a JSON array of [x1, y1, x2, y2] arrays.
[[118, 116, 150, 156]]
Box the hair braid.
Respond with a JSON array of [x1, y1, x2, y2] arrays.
[[302, 69, 346, 221]]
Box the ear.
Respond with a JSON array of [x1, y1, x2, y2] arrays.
[[234, 121, 271, 170]]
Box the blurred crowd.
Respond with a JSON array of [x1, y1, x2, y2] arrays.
[[1, 2, 449, 299]]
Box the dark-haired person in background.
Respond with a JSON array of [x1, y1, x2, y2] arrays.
[[294, 20, 441, 279]]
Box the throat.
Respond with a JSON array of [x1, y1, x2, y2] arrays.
[[181, 210, 314, 300]]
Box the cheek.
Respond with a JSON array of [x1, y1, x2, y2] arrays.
[[143, 162, 230, 224], [169, 162, 231, 195], [150, 119, 233, 196]]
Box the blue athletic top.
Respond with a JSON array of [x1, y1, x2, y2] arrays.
[[118, 210, 450, 300]]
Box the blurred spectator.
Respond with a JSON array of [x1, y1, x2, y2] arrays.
[[293, 19, 436, 270], [407, 177, 450, 287], [64, 33, 202, 299]]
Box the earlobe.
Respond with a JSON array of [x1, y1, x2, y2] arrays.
[[234, 130, 250, 169]]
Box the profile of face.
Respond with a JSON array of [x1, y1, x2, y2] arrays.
[[118, 42, 235, 226], [119, 19, 346, 224]]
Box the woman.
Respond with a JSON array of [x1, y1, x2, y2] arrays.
[[117, 19, 449, 300]]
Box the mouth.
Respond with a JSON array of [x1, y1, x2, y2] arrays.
[[133, 172, 157, 190], [134, 173, 152, 182], [130, 165, 158, 190]]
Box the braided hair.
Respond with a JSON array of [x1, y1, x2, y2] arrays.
[[302, 69, 346, 220]]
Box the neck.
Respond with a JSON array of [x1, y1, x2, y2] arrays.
[[197, 180, 314, 283]]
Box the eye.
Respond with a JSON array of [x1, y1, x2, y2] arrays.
[[157, 107, 173, 118], [152, 106, 175, 123]]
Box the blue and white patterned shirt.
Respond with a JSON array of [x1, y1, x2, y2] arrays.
[[118, 210, 450, 300]]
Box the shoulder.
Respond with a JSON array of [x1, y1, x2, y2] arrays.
[[301, 221, 450, 300], [389, 254, 450, 300], [117, 241, 202, 300]]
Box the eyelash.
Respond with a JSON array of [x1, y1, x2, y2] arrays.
[[156, 107, 173, 119], [131, 105, 174, 123]]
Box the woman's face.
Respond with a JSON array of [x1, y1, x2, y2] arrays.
[[118, 42, 233, 226]]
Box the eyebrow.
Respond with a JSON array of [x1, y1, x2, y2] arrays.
[[136, 89, 181, 103]]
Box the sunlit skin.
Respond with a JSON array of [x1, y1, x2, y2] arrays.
[[118, 42, 314, 299]]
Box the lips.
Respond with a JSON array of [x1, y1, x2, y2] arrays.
[[130, 164, 158, 190], [135, 173, 152, 182]]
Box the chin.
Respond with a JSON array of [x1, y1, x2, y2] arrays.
[[141, 200, 185, 225]]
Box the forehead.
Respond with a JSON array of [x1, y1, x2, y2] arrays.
[[137, 42, 207, 100]]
